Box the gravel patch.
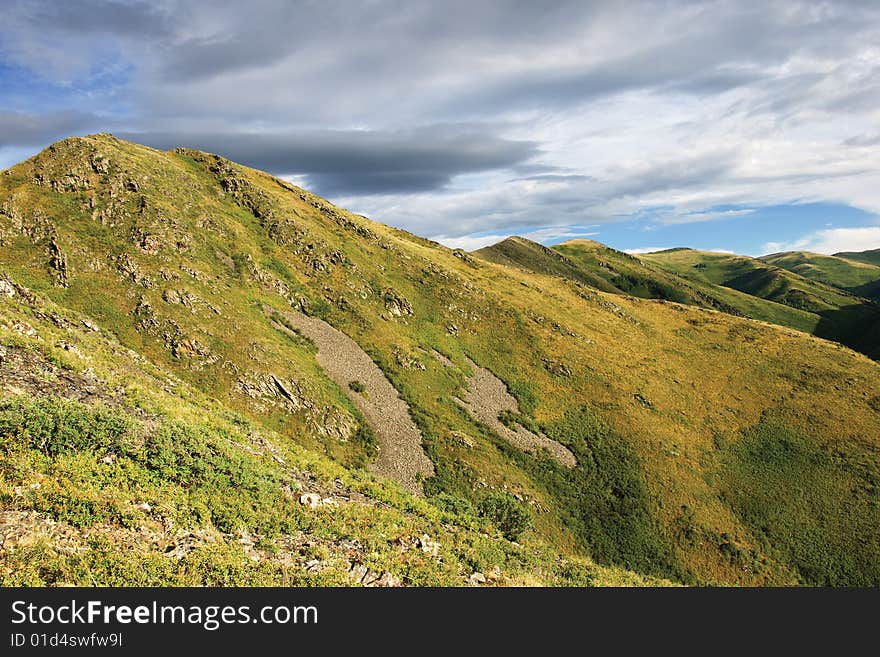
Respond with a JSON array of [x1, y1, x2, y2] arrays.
[[270, 309, 434, 494], [457, 357, 577, 468]]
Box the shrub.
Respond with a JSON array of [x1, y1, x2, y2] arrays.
[[348, 380, 366, 393], [352, 423, 377, 454], [430, 491, 475, 516], [477, 492, 531, 541], [0, 397, 134, 456]]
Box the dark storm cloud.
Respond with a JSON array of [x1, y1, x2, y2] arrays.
[[0, 111, 101, 148], [2, 0, 880, 234], [119, 125, 539, 194], [10, 0, 171, 37]]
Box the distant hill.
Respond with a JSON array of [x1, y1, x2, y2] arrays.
[[761, 251, 880, 302], [550, 239, 817, 330], [475, 238, 879, 359], [641, 248, 880, 359], [834, 248, 880, 267], [474, 236, 621, 293]]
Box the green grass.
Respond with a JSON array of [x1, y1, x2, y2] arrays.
[[549, 240, 821, 333], [475, 237, 620, 293], [0, 394, 644, 586], [0, 396, 304, 535], [834, 248, 880, 267], [717, 415, 880, 585], [761, 251, 880, 296], [642, 248, 880, 358], [536, 406, 686, 581], [1, 134, 878, 587]]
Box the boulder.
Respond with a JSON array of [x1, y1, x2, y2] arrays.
[[416, 534, 441, 557], [468, 572, 487, 585], [299, 493, 321, 509], [382, 288, 413, 317]]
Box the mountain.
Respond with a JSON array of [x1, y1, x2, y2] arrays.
[[760, 251, 880, 302], [640, 248, 880, 360], [1, 134, 879, 586], [549, 239, 820, 330]]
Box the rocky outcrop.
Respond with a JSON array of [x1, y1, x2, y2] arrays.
[[393, 346, 425, 370], [234, 371, 355, 442], [47, 237, 69, 287], [382, 288, 413, 317], [543, 358, 573, 377]]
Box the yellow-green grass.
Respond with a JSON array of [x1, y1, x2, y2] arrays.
[[834, 248, 880, 267], [642, 248, 880, 359], [1, 134, 878, 585]]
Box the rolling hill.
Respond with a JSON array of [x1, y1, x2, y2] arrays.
[[1, 134, 879, 586], [640, 248, 880, 359], [761, 251, 880, 302], [834, 248, 880, 267], [475, 238, 839, 343]]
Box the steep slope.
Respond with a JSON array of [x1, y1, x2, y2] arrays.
[[550, 239, 716, 306], [551, 239, 824, 330], [2, 134, 879, 586], [642, 248, 880, 359], [760, 251, 880, 302], [0, 277, 654, 586]]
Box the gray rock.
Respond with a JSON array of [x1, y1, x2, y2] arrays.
[[299, 493, 321, 509], [468, 572, 487, 585]]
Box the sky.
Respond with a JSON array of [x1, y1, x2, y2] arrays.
[[1, 0, 880, 256]]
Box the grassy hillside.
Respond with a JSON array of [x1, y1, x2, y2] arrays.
[[761, 251, 880, 301], [475, 237, 621, 293], [476, 238, 821, 335], [2, 134, 879, 586], [552, 240, 825, 332], [1, 285, 652, 586], [642, 248, 880, 359], [834, 248, 880, 267]]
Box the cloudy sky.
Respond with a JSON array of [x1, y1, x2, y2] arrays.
[[2, 0, 880, 255]]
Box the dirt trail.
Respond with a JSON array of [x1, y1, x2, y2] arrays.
[[457, 357, 577, 468], [270, 309, 434, 494]]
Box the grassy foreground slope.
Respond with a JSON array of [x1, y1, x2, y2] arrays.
[[1, 134, 879, 585], [0, 285, 651, 586], [642, 248, 880, 359]]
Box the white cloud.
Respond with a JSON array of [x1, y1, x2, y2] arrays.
[[433, 234, 512, 251], [625, 247, 675, 254], [761, 226, 880, 255], [6, 1, 880, 252], [656, 209, 755, 225], [432, 225, 598, 251]]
